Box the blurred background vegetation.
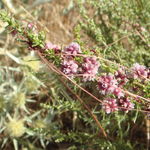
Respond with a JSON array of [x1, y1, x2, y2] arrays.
[[0, 0, 150, 150]]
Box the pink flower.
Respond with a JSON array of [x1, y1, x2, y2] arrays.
[[119, 97, 134, 112], [45, 42, 61, 53], [98, 74, 118, 95], [63, 42, 81, 56], [27, 23, 36, 31], [131, 63, 148, 79], [81, 57, 100, 81], [113, 88, 124, 98], [115, 68, 128, 86], [140, 27, 146, 32], [102, 98, 118, 114], [61, 59, 78, 77]]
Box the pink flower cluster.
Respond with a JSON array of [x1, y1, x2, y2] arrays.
[[63, 42, 81, 56], [113, 88, 124, 98], [131, 63, 148, 79], [118, 97, 134, 112], [115, 68, 128, 86], [45, 42, 61, 53], [102, 98, 118, 114], [61, 42, 81, 77], [98, 74, 118, 95], [61, 59, 78, 76], [97, 74, 124, 98], [60, 42, 100, 80], [81, 57, 100, 81], [102, 97, 134, 114]]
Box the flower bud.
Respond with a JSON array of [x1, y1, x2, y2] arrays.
[[12, 92, 26, 108], [6, 119, 25, 138], [102, 98, 118, 114]]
